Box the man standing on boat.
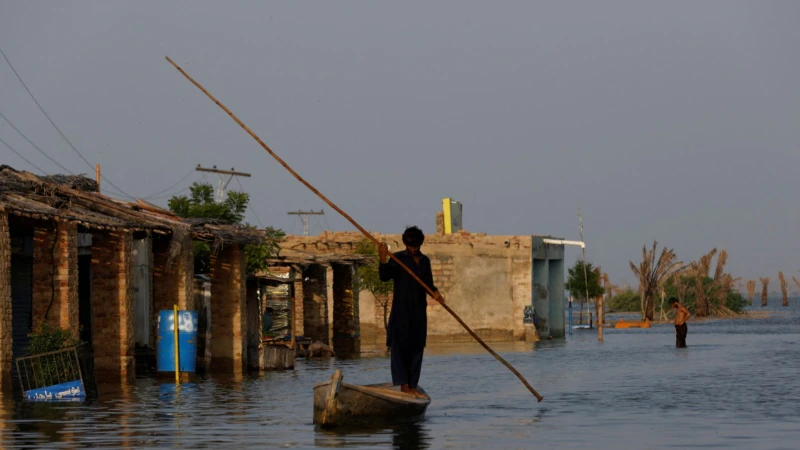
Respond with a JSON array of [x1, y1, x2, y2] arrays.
[[378, 226, 444, 399], [669, 297, 690, 348]]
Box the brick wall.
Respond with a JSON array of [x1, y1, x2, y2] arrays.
[[209, 244, 246, 374], [91, 230, 134, 382], [371, 292, 392, 345], [32, 222, 78, 336], [429, 255, 455, 304], [0, 212, 11, 392]]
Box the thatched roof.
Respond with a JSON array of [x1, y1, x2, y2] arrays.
[[0, 165, 264, 245]]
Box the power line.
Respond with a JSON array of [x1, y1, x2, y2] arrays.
[[0, 47, 135, 199], [0, 112, 73, 174], [141, 169, 196, 199], [0, 135, 45, 174], [235, 176, 263, 228], [146, 184, 193, 200]]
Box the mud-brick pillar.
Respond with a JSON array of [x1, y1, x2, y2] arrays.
[[332, 264, 360, 355], [152, 234, 195, 351], [31, 221, 79, 337], [292, 268, 305, 337], [91, 230, 135, 382], [153, 233, 194, 313], [301, 265, 328, 343], [209, 244, 246, 374], [0, 213, 12, 393], [326, 265, 334, 348]]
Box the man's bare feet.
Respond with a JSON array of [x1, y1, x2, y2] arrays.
[[401, 384, 413, 394], [410, 388, 428, 399]]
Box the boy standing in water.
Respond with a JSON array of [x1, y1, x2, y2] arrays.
[[669, 297, 690, 348]]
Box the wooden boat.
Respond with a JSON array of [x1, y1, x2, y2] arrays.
[[313, 369, 431, 427]]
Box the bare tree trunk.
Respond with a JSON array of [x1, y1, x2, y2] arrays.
[[640, 288, 646, 321], [778, 271, 788, 307], [645, 291, 655, 321], [746, 280, 755, 306], [760, 277, 770, 307], [597, 294, 604, 342]]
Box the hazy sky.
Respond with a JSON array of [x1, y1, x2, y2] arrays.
[[2, 1, 799, 287]]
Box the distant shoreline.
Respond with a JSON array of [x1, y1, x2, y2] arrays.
[[604, 308, 784, 325]]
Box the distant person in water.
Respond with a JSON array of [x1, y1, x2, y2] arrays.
[[378, 226, 444, 399], [669, 298, 690, 348]]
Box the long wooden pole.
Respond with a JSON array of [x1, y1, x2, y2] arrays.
[[165, 56, 543, 402]]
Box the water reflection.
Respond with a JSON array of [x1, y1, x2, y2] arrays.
[[313, 422, 430, 449], [0, 305, 797, 449], [390, 423, 430, 449]]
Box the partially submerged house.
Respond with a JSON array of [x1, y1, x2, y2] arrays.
[[0, 166, 263, 394], [277, 219, 567, 348], [263, 253, 367, 356]]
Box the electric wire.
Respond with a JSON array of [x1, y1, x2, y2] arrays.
[[0, 112, 73, 174], [235, 176, 264, 227], [0, 135, 46, 174], [141, 169, 196, 199], [1, 47, 135, 199]]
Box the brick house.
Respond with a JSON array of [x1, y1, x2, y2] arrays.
[[0, 166, 264, 395], [263, 253, 367, 357]]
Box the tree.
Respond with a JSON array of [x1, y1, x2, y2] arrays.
[[778, 271, 788, 307], [629, 241, 685, 321], [565, 260, 605, 324], [793, 275, 800, 297], [746, 280, 756, 305], [664, 274, 747, 316], [608, 286, 640, 312], [760, 277, 770, 307], [354, 239, 393, 332], [168, 182, 284, 274]]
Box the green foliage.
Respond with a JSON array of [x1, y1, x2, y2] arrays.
[[354, 239, 393, 330], [168, 183, 248, 224], [25, 324, 82, 389], [663, 275, 748, 315], [245, 227, 286, 274], [565, 260, 605, 300], [609, 287, 641, 312], [27, 323, 80, 355], [725, 290, 747, 313], [168, 182, 284, 274]]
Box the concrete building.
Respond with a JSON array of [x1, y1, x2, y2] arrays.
[[277, 224, 567, 348], [0, 166, 263, 395]]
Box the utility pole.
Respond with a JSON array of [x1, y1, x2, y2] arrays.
[[195, 164, 251, 203], [287, 209, 324, 236]]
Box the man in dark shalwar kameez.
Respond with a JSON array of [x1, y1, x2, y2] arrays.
[[378, 226, 444, 399]]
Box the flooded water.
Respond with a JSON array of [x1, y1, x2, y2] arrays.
[[1, 304, 798, 449]]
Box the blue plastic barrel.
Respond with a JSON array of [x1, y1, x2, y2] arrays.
[[157, 310, 198, 373]]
